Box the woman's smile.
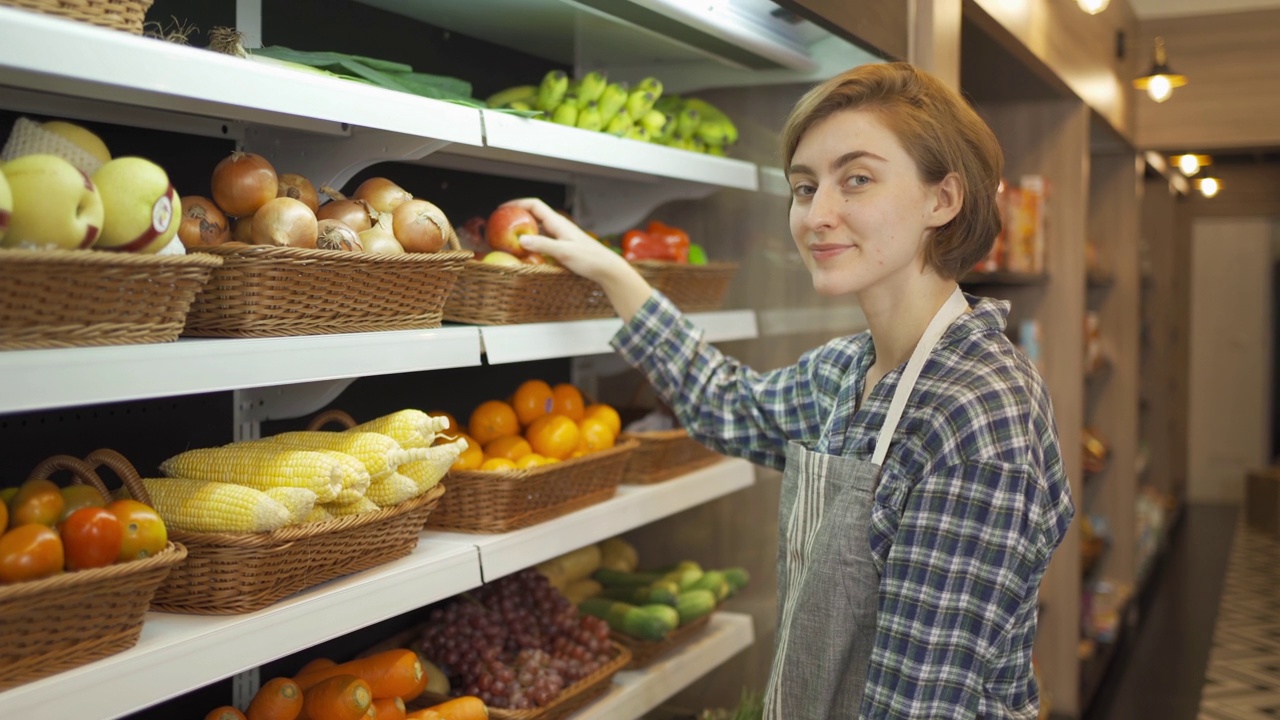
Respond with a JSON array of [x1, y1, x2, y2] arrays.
[[808, 243, 855, 262]]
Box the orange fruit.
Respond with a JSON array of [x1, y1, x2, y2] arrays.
[[450, 433, 484, 471], [526, 414, 582, 460], [512, 379, 554, 427], [0, 523, 64, 583], [583, 404, 622, 437], [479, 457, 518, 472], [577, 416, 617, 453], [11, 478, 65, 528], [468, 400, 519, 446], [515, 453, 550, 469], [104, 499, 168, 562], [550, 384, 586, 422], [484, 435, 532, 461]]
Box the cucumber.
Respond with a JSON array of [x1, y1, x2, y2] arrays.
[[579, 597, 632, 629], [600, 580, 679, 606], [592, 568, 662, 587], [661, 563, 703, 591], [722, 567, 750, 595], [687, 570, 731, 601], [578, 597, 673, 640], [675, 589, 717, 626], [641, 604, 681, 633]]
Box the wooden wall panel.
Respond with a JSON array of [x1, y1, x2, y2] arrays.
[[1137, 10, 1280, 151], [775, 0, 910, 61]]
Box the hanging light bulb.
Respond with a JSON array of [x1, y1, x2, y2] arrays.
[[1173, 154, 1212, 176], [1134, 37, 1188, 103], [1197, 177, 1221, 198], [1078, 0, 1110, 14]]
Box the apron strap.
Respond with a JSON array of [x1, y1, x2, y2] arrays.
[[870, 287, 969, 467]]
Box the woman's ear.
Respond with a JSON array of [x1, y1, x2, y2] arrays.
[[927, 172, 963, 229]]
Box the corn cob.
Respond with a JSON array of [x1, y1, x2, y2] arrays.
[[399, 437, 467, 492], [159, 444, 347, 503], [350, 410, 450, 449], [264, 486, 318, 525], [305, 505, 334, 524], [135, 477, 291, 533], [365, 472, 420, 507], [322, 496, 379, 517], [263, 430, 413, 480]]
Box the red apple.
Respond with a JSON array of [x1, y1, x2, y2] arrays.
[[486, 205, 538, 257]]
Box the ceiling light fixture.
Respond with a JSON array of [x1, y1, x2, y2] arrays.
[[1174, 154, 1212, 176], [1196, 177, 1221, 198], [1134, 37, 1187, 103], [1078, 0, 1110, 14]]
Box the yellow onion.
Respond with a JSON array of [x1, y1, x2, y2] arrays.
[[276, 173, 319, 213], [316, 219, 362, 252], [353, 177, 412, 215], [178, 195, 230, 248], [316, 199, 375, 233], [358, 214, 404, 254], [393, 198, 453, 253], [251, 197, 317, 248], [211, 151, 277, 218]]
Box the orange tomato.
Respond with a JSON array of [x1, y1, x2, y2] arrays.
[[468, 400, 520, 446], [550, 384, 586, 422], [450, 433, 484, 472], [583, 404, 622, 437], [483, 435, 532, 461], [426, 411, 460, 445], [0, 524, 64, 583], [515, 453, 550, 469], [577, 416, 617, 453], [10, 478, 65, 528], [61, 507, 123, 571], [105, 499, 168, 562], [59, 484, 108, 523], [479, 457, 518, 472], [526, 414, 582, 460], [511, 379, 554, 427]]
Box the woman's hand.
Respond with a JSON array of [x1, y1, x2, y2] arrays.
[[501, 198, 654, 321]]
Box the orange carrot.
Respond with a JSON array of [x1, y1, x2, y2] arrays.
[[295, 649, 427, 701], [297, 657, 338, 676], [299, 674, 372, 720], [206, 707, 248, 720], [371, 697, 406, 720], [247, 676, 304, 720], [424, 696, 487, 720], [403, 710, 443, 720]]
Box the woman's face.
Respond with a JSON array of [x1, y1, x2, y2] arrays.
[[787, 108, 943, 297]]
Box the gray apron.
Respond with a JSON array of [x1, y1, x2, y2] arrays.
[[764, 288, 969, 719]]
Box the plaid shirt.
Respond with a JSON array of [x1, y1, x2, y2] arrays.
[[612, 291, 1074, 719]]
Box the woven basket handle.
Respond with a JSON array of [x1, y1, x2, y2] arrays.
[[306, 409, 358, 431], [444, 224, 462, 252], [26, 454, 113, 503], [82, 448, 153, 506]]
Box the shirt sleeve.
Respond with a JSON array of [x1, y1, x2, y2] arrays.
[[863, 458, 1046, 718], [611, 291, 832, 471]]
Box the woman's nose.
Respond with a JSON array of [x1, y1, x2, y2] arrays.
[[804, 184, 840, 231]]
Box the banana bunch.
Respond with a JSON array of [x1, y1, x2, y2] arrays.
[[653, 95, 740, 156]]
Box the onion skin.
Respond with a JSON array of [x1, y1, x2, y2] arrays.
[[316, 199, 375, 233], [277, 173, 319, 213], [392, 198, 452, 253], [231, 214, 254, 244], [178, 196, 230, 248], [251, 197, 317, 248], [316, 219, 363, 252], [353, 177, 412, 215], [211, 151, 278, 218], [359, 215, 404, 254]]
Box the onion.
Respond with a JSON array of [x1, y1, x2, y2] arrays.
[[178, 196, 230, 248], [316, 219, 363, 252], [211, 151, 278, 218], [251, 197, 317, 248], [231, 214, 254, 244], [392, 198, 453, 253], [316, 199, 375, 233], [276, 173, 319, 213], [359, 214, 404, 254], [353, 177, 412, 215]]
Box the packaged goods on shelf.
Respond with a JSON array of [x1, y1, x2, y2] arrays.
[[1005, 175, 1047, 274]]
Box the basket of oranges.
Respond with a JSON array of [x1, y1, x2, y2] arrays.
[[426, 381, 636, 533]]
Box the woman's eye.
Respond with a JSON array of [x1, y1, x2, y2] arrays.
[[791, 183, 816, 198], [846, 174, 871, 187]]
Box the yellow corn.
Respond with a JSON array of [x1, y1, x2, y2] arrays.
[[365, 472, 420, 507], [305, 505, 333, 524], [264, 431, 412, 480], [399, 437, 467, 492], [159, 444, 346, 503], [264, 486, 318, 525], [322, 496, 379, 517], [136, 477, 291, 533], [350, 409, 449, 449]]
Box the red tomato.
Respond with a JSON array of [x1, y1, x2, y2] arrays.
[[104, 499, 168, 562], [0, 524, 64, 583], [60, 507, 124, 571]]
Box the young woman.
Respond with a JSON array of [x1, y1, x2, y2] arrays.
[[509, 62, 1074, 719]]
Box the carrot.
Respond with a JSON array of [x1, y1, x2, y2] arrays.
[[295, 649, 427, 701], [371, 697, 406, 720], [297, 657, 338, 676], [206, 708, 248, 720], [424, 696, 487, 720], [247, 676, 304, 720], [403, 711, 443, 720], [299, 674, 372, 720]]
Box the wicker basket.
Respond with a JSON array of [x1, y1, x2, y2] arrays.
[[633, 261, 738, 312], [182, 243, 471, 338], [0, 0, 153, 34], [82, 448, 445, 615], [611, 612, 713, 669], [0, 248, 222, 350], [442, 260, 614, 325], [0, 455, 186, 690], [428, 440, 636, 533], [617, 429, 722, 485]]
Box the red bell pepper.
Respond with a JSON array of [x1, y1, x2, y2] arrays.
[[645, 220, 691, 263], [622, 229, 674, 261]]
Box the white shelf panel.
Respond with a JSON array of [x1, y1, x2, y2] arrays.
[[0, 538, 482, 720], [428, 458, 755, 582], [573, 612, 755, 720], [0, 327, 482, 415], [479, 310, 758, 364], [0, 6, 484, 145]]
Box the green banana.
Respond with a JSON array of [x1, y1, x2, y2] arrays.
[[486, 84, 538, 108], [695, 119, 734, 146], [536, 69, 570, 112], [577, 70, 608, 104], [597, 82, 630, 126], [635, 76, 664, 101], [675, 107, 700, 140], [508, 100, 533, 112], [682, 97, 738, 144], [654, 112, 677, 143], [604, 111, 633, 136], [639, 109, 667, 134], [624, 125, 651, 143], [625, 90, 656, 121], [690, 138, 708, 154], [653, 95, 684, 115], [576, 100, 602, 131], [551, 101, 579, 126], [706, 144, 726, 157]]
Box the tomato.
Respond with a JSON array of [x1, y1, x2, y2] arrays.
[[60, 507, 123, 571], [0, 524, 64, 583], [104, 499, 167, 562], [59, 484, 108, 523], [10, 478, 65, 528]]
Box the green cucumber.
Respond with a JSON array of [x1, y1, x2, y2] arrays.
[[722, 567, 750, 595], [578, 597, 674, 640], [687, 570, 731, 601], [641, 604, 681, 633], [676, 589, 717, 626], [600, 580, 679, 606]]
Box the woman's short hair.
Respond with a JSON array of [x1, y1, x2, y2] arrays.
[[781, 62, 1004, 279]]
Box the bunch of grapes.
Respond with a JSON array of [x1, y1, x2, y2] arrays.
[[417, 568, 613, 709]]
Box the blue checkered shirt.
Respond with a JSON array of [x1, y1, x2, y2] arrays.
[[611, 291, 1074, 719]]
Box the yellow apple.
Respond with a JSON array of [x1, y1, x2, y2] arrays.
[[92, 157, 180, 253], [482, 250, 523, 266], [42, 120, 111, 167], [0, 168, 11, 244], [0, 154, 104, 251]]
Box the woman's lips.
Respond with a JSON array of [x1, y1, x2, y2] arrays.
[[809, 244, 850, 261]]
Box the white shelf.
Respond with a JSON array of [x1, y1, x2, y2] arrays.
[[479, 309, 758, 364], [0, 538, 482, 720], [573, 612, 755, 720], [0, 327, 483, 415], [428, 457, 756, 582]]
